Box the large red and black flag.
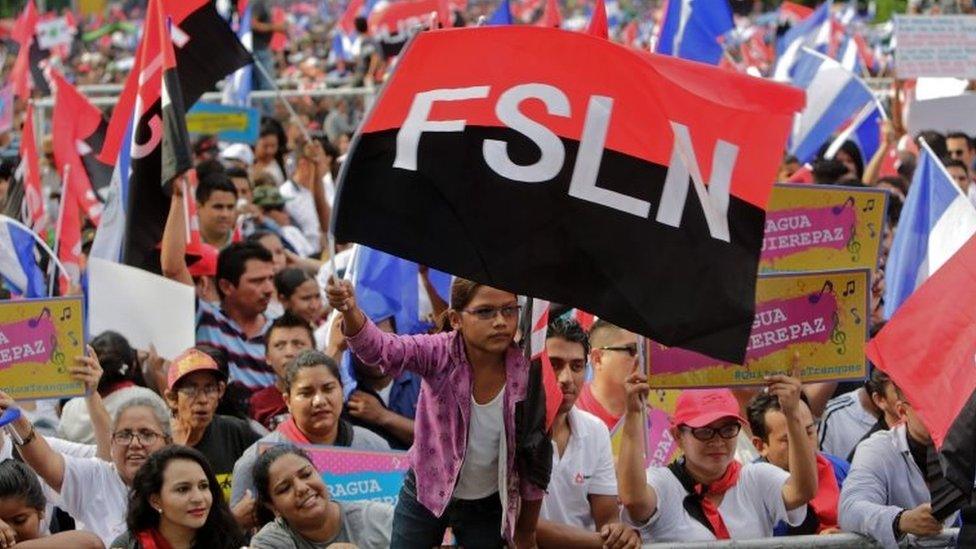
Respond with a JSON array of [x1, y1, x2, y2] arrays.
[[95, 0, 250, 271], [332, 27, 804, 363], [867, 235, 976, 516]]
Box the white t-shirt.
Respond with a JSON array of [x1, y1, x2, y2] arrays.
[[57, 455, 129, 547], [540, 409, 617, 530], [454, 388, 504, 500], [280, 180, 321, 251], [623, 462, 806, 543], [819, 388, 877, 459]]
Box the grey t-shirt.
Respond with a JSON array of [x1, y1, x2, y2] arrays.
[[230, 423, 390, 505], [250, 501, 394, 549]]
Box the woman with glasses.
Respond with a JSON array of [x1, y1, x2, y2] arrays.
[[326, 276, 548, 549], [616, 366, 817, 542], [230, 350, 389, 510], [111, 446, 245, 549], [162, 348, 261, 530], [0, 380, 171, 547]]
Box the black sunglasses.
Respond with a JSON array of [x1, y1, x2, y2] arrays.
[[681, 423, 741, 442], [599, 343, 638, 357]]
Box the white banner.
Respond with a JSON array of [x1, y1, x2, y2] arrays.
[[894, 15, 976, 78]]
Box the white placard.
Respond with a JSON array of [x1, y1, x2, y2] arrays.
[[894, 15, 976, 79], [907, 93, 976, 137], [35, 17, 73, 50], [88, 258, 195, 360]]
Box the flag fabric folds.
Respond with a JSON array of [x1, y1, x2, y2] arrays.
[[884, 141, 976, 319], [10, 0, 39, 100], [773, 0, 831, 81], [96, 0, 250, 271], [824, 102, 882, 166], [788, 48, 875, 163], [223, 4, 253, 107], [0, 216, 46, 298], [332, 26, 805, 363], [529, 298, 562, 430], [586, 0, 608, 40], [867, 235, 976, 504], [655, 0, 733, 65], [5, 105, 46, 232]]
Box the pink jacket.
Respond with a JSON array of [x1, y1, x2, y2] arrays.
[[346, 319, 545, 540]]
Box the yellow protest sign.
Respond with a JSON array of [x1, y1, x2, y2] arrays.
[[760, 184, 888, 273], [647, 269, 870, 388], [0, 297, 86, 400]]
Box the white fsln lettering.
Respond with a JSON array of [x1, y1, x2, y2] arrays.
[[483, 83, 569, 183], [394, 86, 491, 171], [655, 121, 737, 242], [567, 95, 651, 217]]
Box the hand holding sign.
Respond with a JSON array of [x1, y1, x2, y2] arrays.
[[68, 346, 103, 393], [764, 353, 803, 417], [623, 366, 650, 414]]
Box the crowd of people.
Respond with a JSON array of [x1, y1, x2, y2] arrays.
[[0, 0, 973, 548]]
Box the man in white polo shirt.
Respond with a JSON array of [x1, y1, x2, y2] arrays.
[[536, 318, 640, 549]]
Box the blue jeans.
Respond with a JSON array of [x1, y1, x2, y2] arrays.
[[391, 470, 504, 548]]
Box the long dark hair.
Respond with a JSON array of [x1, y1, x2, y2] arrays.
[[126, 446, 244, 549], [437, 277, 483, 332], [253, 444, 315, 526]]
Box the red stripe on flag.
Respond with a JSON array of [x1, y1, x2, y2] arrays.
[[359, 27, 804, 209], [19, 105, 46, 232], [586, 0, 608, 40], [867, 236, 976, 449], [530, 299, 562, 430]]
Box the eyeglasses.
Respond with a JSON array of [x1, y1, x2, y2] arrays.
[[681, 423, 742, 442], [462, 305, 522, 321], [599, 343, 638, 357], [176, 383, 223, 399], [112, 430, 164, 446]]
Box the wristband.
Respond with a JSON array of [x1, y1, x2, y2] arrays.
[[893, 509, 906, 540], [14, 424, 36, 447]]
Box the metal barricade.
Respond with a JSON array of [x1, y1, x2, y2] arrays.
[[645, 529, 958, 548]]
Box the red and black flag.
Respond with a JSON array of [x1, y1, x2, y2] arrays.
[[49, 69, 111, 223], [9, 0, 50, 99], [96, 0, 250, 271], [368, 0, 459, 58], [332, 27, 804, 363], [867, 235, 976, 515]]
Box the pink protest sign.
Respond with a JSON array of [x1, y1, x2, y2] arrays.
[[0, 297, 86, 400], [647, 270, 870, 388]]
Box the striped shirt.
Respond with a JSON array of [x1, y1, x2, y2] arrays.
[[195, 299, 276, 390]]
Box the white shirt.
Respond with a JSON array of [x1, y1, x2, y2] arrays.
[[454, 388, 505, 500], [819, 388, 878, 459], [280, 179, 321, 251], [540, 409, 617, 530], [623, 462, 806, 543], [57, 454, 129, 547]]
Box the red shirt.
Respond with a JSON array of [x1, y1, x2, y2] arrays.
[[575, 382, 620, 430]]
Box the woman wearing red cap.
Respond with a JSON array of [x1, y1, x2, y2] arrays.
[[617, 369, 817, 542]]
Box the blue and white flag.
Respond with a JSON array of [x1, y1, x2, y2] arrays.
[[837, 35, 861, 73], [788, 48, 874, 163], [223, 4, 253, 107], [884, 141, 976, 318], [0, 216, 46, 298], [773, 0, 831, 81], [487, 0, 512, 25], [655, 0, 733, 65], [824, 102, 882, 166], [88, 119, 134, 263]]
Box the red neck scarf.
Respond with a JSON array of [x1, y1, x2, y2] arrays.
[[275, 416, 313, 444], [809, 453, 841, 532], [692, 460, 742, 540], [135, 529, 173, 549]]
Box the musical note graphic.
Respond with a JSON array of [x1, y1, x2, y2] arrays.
[[59, 307, 71, 322], [27, 307, 51, 328], [867, 222, 877, 238], [862, 199, 876, 212], [842, 280, 856, 297], [66, 331, 79, 346], [808, 280, 834, 304], [832, 195, 855, 214], [850, 308, 862, 325]]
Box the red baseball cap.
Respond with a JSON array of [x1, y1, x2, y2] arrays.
[[671, 389, 746, 429], [186, 241, 218, 278], [167, 348, 226, 391]]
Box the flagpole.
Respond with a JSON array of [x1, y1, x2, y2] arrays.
[[0, 214, 71, 289], [48, 164, 69, 296], [250, 57, 312, 143]]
